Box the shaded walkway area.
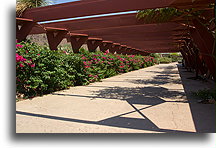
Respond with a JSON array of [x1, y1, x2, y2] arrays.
[[16, 63, 215, 133]]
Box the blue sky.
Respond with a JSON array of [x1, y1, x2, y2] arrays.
[[52, 0, 79, 5], [41, 0, 136, 23]]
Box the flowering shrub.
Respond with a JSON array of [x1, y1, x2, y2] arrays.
[[16, 41, 157, 98], [16, 41, 85, 98], [78, 50, 156, 83]]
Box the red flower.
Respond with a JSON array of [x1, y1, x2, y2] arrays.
[[19, 63, 24, 67], [30, 64, 35, 67], [16, 44, 23, 48]]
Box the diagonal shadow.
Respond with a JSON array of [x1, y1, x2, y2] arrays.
[[16, 64, 192, 133], [16, 110, 193, 133]]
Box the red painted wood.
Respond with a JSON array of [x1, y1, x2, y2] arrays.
[[16, 18, 36, 42], [87, 38, 102, 52], [68, 34, 88, 53], [46, 30, 68, 50], [99, 41, 113, 52], [22, 0, 175, 22]]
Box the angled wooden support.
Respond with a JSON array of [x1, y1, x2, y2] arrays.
[[192, 19, 214, 54], [125, 47, 132, 55], [181, 46, 191, 68], [193, 48, 208, 76], [110, 43, 121, 54], [16, 17, 36, 42], [87, 37, 102, 52], [180, 49, 190, 68], [190, 27, 215, 79], [118, 45, 127, 55], [115, 45, 126, 54], [131, 48, 138, 55], [45, 27, 68, 50], [99, 41, 113, 52], [136, 49, 147, 56], [67, 33, 88, 53], [182, 46, 195, 71], [139, 51, 149, 56]]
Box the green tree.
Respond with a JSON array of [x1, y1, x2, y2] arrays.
[[16, 0, 52, 17], [136, 5, 214, 26]]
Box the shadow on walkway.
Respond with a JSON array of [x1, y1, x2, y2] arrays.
[[17, 63, 215, 133], [177, 64, 215, 133]]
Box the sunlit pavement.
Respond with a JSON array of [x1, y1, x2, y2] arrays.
[[16, 63, 215, 133]]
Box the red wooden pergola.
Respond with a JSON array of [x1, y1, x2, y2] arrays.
[[16, 0, 215, 79]]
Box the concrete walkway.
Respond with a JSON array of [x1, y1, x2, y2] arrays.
[[16, 63, 215, 133]]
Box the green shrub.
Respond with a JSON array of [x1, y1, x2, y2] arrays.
[[16, 41, 157, 98], [158, 57, 173, 64]]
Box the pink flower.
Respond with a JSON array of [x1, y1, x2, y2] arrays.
[[83, 61, 87, 65], [21, 58, 26, 62], [37, 54, 40, 56], [85, 66, 90, 68], [30, 63, 35, 67], [16, 44, 23, 48], [16, 53, 26, 62], [19, 63, 24, 67], [82, 56, 86, 59]]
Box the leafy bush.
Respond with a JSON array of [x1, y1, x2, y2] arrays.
[[158, 57, 173, 64], [168, 53, 182, 62], [16, 41, 157, 98]]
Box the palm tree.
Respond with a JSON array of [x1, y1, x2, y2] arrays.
[[16, 0, 52, 17]]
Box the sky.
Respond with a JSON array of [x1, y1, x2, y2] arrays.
[[52, 0, 79, 5], [40, 0, 136, 23]]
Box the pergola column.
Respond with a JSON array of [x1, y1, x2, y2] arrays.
[[46, 27, 68, 50], [67, 33, 88, 53], [99, 41, 113, 52], [87, 38, 102, 52]]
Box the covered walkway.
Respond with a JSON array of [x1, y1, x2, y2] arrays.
[[16, 63, 215, 133]]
